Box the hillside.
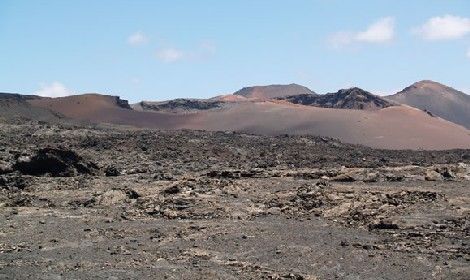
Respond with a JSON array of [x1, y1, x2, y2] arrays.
[[24, 93, 470, 150], [386, 80, 470, 129], [0, 92, 63, 123]]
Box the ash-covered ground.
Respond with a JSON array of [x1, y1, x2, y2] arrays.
[[0, 122, 469, 279]]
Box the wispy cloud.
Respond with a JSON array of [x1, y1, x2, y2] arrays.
[[155, 42, 216, 63], [35, 82, 73, 97], [328, 17, 395, 48], [155, 48, 184, 62], [467, 48, 470, 59], [199, 41, 217, 55], [413, 15, 470, 40], [328, 32, 354, 48], [127, 31, 148, 46]]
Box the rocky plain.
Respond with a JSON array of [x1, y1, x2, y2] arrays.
[[0, 120, 469, 279]]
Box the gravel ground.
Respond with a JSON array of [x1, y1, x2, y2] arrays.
[[0, 122, 469, 279]]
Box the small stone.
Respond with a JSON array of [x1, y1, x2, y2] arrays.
[[105, 166, 120, 177]]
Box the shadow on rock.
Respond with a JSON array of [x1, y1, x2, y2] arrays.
[[13, 148, 98, 177]]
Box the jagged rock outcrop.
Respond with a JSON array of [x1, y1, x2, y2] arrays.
[[133, 99, 223, 113], [280, 87, 393, 110]]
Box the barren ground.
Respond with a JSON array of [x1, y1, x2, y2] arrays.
[[0, 122, 469, 279]]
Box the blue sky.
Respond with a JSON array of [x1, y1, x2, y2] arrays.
[[1, 0, 470, 102]]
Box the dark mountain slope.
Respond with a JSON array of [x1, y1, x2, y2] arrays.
[[132, 99, 224, 113], [280, 87, 394, 110], [0, 93, 63, 123]]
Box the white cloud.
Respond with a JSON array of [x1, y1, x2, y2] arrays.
[[413, 15, 470, 40], [467, 48, 470, 59], [35, 82, 73, 98], [127, 31, 148, 46], [356, 17, 395, 43], [328, 17, 395, 48], [155, 48, 184, 62]]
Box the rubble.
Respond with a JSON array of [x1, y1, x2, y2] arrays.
[[0, 122, 469, 279]]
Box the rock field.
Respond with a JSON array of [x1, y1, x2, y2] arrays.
[[0, 122, 469, 279]]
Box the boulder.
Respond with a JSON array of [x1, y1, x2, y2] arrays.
[[13, 148, 98, 177], [105, 166, 120, 177], [97, 190, 127, 206], [0, 161, 13, 174], [425, 170, 441, 181]]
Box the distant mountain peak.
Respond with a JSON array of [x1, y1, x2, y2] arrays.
[[398, 80, 467, 96], [342, 86, 365, 91], [386, 81, 470, 129], [338, 87, 374, 95], [319, 87, 394, 110], [414, 80, 439, 85], [233, 83, 316, 100]]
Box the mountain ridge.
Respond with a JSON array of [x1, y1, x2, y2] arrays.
[[386, 80, 470, 129], [279, 87, 393, 110], [1, 81, 469, 150]]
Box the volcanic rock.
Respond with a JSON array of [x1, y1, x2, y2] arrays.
[[133, 99, 223, 113], [280, 87, 393, 110], [13, 148, 98, 177]]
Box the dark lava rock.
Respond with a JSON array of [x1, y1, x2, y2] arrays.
[[435, 166, 456, 179], [282, 273, 305, 280], [278, 87, 394, 110], [384, 191, 441, 206], [163, 185, 180, 195], [369, 221, 400, 230], [137, 99, 222, 113], [153, 172, 175, 181], [105, 166, 120, 177], [0, 175, 28, 190], [125, 189, 140, 199], [13, 148, 98, 177], [69, 197, 96, 208], [206, 169, 263, 179], [0, 162, 13, 175], [207, 170, 242, 179], [292, 181, 330, 210]]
